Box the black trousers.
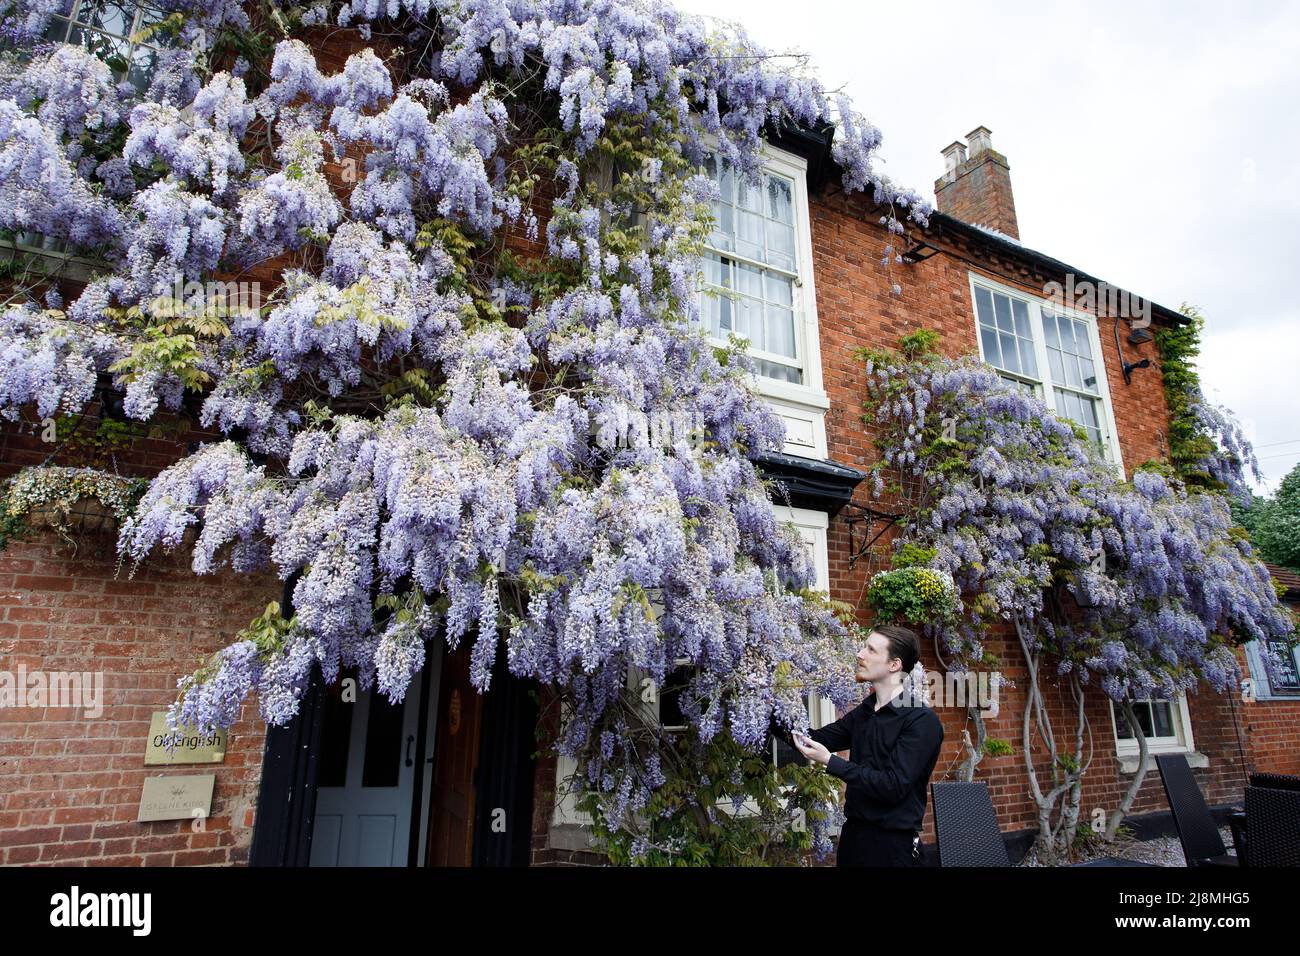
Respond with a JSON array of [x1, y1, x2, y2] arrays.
[[835, 819, 920, 867]]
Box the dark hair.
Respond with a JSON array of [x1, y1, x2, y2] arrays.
[[872, 625, 921, 673]]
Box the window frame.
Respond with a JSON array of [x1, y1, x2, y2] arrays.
[[1244, 633, 1300, 700], [695, 137, 830, 460], [1108, 693, 1196, 758], [968, 272, 1127, 477], [42, 1, 172, 91], [2, 1, 170, 270]]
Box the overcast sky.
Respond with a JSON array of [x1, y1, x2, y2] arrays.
[[677, 0, 1300, 495]]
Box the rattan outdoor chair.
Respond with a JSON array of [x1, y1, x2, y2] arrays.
[[1155, 753, 1238, 867], [931, 781, 1012, 867], [1243, 785, 1300, 867], [1248, 772, 1300, 792]]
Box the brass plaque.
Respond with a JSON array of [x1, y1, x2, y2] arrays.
[[143, 712, 228, 765], [137, 774, 215, 823]]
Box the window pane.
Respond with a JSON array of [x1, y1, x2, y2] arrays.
[[1058, 390, 1078, 422], [44, 7, 76, 42], [136, 3, 166, 29], [1042, 309, 1060, 348], [980, 325, 1001, 366], [703, 253, 724, 287], [1012, 298, 1031, 338], [766, 305, 796, 358], [736, 175, 763, 213], [1136, 703, 1154, 737], [994, 293, 1014, 333], [1048, 348, 1066, 384], [1081, 397, 1099, 429], [755, 358, 801, 383], [1079, 357, 1097, 392], [717, 158, 733, 205], [765, 273, 793, 307], [1019, 338, 1038, 378], [318, 678, 356, 787], [659, 666, 694, 729], [975, 287, 995, 327], [700, 291, 721, 336], [1064, 352, 1081, 389], [80, 0, 134, 36], [735, 210, 763, 260], [712, 203, 735, 251], [1071, 319, 1093, 359], [361, 692, 405, 788], [128, 44, 159, 90], [999, 332, 1021, 374], [767, 176, 793, 224], [69, 25, 130, 67], [735, 260, 763, 298], [734, 295, 762, 344], [1152, 701, 1175, 737], [1057, 314, 1076, 354], [998, 374, 1024, 395], [767, 223, 795, 272]]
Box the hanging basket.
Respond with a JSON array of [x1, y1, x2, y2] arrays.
[[2, 466, 145, 547], [26, 496, 119, 535]]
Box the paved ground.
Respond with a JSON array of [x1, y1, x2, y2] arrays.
[[1019, 826, 1239, 867]]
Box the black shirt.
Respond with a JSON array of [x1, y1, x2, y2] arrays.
[[773, 688, 944, 831]]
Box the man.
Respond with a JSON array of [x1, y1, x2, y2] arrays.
[[784, 625, 944, 867]]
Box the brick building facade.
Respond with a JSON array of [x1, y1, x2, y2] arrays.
[[3, 23, 1297, 868]]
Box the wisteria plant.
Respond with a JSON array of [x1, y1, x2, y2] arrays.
[[0, 0, 932, 862], [860, 331, 1295, 861]]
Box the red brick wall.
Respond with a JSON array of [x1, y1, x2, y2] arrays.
[[0, 536, 273, 866]]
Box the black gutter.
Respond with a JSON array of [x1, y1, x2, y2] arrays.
[[766, 117, 837, 194]]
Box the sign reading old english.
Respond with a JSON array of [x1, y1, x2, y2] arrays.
[[143, 712, 227, 765], [137, 774, 215, 823]]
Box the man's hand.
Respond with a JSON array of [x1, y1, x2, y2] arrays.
[[792, 732, 831, 766]]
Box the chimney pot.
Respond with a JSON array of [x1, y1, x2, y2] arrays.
[[966, 126, 994, 157], [941, 141, 968, 178]]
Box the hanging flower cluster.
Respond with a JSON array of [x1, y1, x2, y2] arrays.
[[861, 338, 1295, 704], [1, 0, 930, 839]]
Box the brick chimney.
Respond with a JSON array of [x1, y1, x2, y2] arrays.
[[933, 126, 1019, 241]]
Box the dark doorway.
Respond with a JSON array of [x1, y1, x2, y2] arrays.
[[251, 634, 538, 867]]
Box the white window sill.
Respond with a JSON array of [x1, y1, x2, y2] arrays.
[[1117, 749, 1207, 775], [750, 376, 830, 411]]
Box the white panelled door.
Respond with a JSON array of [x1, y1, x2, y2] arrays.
[[310, 679, 424, 867]]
